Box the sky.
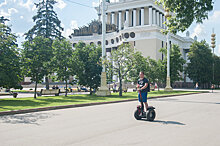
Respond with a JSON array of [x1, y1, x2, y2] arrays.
[[0, 0, 220, 56]]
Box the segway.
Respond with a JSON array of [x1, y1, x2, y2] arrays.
[[134, 90, 156, 121]]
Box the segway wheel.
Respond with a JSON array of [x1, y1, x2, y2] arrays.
[[134, 110, 142, 120], [146, 109, 156, 121]]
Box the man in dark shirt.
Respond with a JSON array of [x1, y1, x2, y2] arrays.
[[137, 71, 149, 113]]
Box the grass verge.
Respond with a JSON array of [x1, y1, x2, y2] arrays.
[[0, 91, 204, 112]]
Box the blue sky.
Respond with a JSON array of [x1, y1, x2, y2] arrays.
[[1, 0, 220, 56]]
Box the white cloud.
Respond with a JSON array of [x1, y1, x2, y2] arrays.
[[32, 5, 37, 12], [20, 15, 24, 19], [190, 24, 206, 38], [62, 20, 78, 38], [0, 0, 7, 8], [56, 0, 66, 9], [0, 8, 18, 18], [92, 2, 99, 7], [8, 8, 18, 14], [208, 10, 220, 23], [16, 32, 24, 37], [18, 0, 34, 11]]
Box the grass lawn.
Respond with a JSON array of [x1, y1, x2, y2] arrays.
[[0, 91, 203, 112]]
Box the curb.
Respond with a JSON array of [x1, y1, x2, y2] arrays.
[[0, 92, 207, 116]]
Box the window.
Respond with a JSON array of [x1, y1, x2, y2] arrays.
[[139, 10, 141, 25], [131, 11, 133, 26]]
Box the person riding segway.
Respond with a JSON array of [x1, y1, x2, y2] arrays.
[[134, 72, 156, 121]]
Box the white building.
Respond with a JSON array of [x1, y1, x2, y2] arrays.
[[69, 0, 194, 87]]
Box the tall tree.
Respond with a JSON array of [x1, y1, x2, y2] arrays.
[[107, 43, 136, 96], [128, 51, 149, 84], [25, 0, 64, 89], [157, 0, 214, 33], [22, 36, 53, 98], [186, 40, 213, 88], [160, 44, 186, 85], [0, 17, 22, 89], [52, 39, 73, 97], [213, 55, 220, 88], [73, 42, 102, 95]]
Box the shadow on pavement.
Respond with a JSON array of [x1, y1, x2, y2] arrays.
[[0, 112, 57, 125], [151, 120, 186, 125], [139, 119, 185, 125]]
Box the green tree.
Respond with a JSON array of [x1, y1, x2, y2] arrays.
[[25, 0, 64, 89], [160, 44, 186, 85], [107, 43, 136, 96], [52, 39, 73, 97], [186, 40, 213, 88], [128, 51, 148, 84], [73, 42, 102, 95], [213, 55, 220, 88], [157, 0, 214, 33], [0, 17, 22, 89], [22, 36, 53, 98]]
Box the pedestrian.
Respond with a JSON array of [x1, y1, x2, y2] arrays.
[[195, 82, 199, 90], [113, 83, 117, 92]]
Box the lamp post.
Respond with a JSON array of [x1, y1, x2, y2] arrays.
[[164, 8, 173, 91], [211, 29, 216, 92], [96, 0, 111, 96]]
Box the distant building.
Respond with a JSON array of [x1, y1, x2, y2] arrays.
[[69, 0, 194, 87]]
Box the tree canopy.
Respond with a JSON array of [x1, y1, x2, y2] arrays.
[[186, 40, 213, 88], [0, 17, 22, 89], [72, 42, 102, 95], [22, 36, 53, 98], [52, 38, 73, 96], [157, 0, 214, 33]]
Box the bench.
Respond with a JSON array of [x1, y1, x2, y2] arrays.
[[38, 89, 60, 96]]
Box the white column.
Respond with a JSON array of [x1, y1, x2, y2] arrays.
[[119, 11, 122, 30], [163, 15, 165, 29], [106, 13, 108, 23], [126, 10, 129, 27], [157, 10, 160, 26], [160, 13, 163, 27], [141, 7, 144, 26], [112, 12, 115, 24], [133, 9, 136, 27], [149, 6, 152, 25], [106, 49, 111, 61], [153, 8, 156, 24]]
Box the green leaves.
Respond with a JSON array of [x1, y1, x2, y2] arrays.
[[22, 36, 53, 82], [72, 42, 102, 94], [106, 43, 136, 96], [52, 39, 73, 81], [186, 40, 213, 87], [157, 0, 213, 34], [52, 38, 73, 96], [25, 0, 64, 40], [0, 17, 22, 89], [159, 44, 186, 84]]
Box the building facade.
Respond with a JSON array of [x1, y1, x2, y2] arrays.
[[69, 0, 195, 86]]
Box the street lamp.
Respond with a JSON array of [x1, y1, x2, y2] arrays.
[[96, 0, 111, 96], [211, 29, 216, 91], [164, 8, 173, 91]]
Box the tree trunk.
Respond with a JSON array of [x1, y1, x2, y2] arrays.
[[45, 76, 49, 90], [34, 81, 38, 99], [65, 80, 68, 97], [119, 78, 122, 96], [90, 87, 92, 95]]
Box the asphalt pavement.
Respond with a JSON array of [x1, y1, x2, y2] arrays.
[[0, 90, 220, 146]]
